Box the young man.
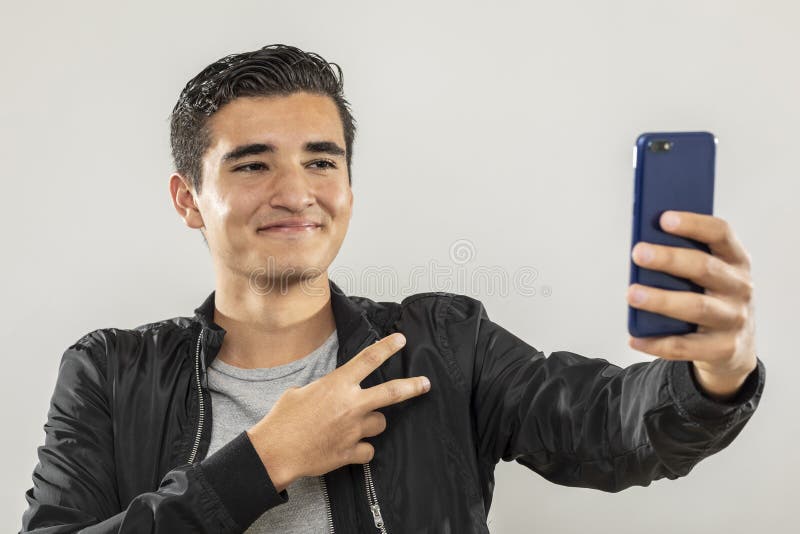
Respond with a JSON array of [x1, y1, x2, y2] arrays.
[[21, 44, 765, 533]]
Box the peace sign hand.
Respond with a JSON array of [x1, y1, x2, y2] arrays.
[[247, 332, 431, 491]]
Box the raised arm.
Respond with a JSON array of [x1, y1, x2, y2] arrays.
[[445, 294, 765, 493]]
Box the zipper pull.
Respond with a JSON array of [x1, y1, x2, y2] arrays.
[[370, 504, 384, 529]]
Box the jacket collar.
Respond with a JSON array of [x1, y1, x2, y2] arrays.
[[192, 278, 379, 368]]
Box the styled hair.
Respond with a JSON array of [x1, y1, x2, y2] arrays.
[[169, 44, 356, 194]]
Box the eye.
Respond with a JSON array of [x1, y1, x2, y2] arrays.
[[310, 159, 337, 170], [233, 162, 266, 173]]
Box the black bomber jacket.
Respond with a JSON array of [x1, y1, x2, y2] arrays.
[[21, 279, 766, 533]]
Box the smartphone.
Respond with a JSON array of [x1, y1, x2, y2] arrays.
[[628, 131, 716, 338]]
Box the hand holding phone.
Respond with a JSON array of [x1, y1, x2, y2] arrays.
[[625, 131, 759, 401]]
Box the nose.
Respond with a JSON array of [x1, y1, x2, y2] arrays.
[[268, 164, 316, 212]]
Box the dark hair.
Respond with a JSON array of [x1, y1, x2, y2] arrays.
[[169, 44, 356, 194]]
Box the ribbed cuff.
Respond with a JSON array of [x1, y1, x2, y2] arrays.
[[199, 431, 289, 530], [669, 357, 765, 422]]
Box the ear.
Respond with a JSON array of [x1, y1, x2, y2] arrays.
[[169, 173, 204, 230]]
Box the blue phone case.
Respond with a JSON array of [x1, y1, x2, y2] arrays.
[[628, 131, 716, 338]]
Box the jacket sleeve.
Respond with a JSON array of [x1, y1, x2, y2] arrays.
[[21, 332, 289, 533], [444, 294, 766, 493]]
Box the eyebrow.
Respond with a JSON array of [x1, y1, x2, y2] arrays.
[[221, 141, 346, 163]]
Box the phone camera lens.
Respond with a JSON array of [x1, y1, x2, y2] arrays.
[[647, 140, 673, 152]]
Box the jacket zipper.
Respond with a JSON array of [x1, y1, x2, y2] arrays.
[[356, 329, 389, 533], [320, 464, 387, 534], [187, 329, 205, 464], [187, 327, 388, 532], [320, 474, 335, 533], [363, 462, 388, 533]]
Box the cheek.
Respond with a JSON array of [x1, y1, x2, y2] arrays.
[[201, 188, 250, 232], [320, 183, 352, 216]]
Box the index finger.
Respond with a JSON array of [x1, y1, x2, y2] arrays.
[[659, 211, 751, 268], [341, 332, 406, 384]]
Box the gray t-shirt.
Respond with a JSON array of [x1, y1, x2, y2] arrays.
[[207, 329, 339, 533]]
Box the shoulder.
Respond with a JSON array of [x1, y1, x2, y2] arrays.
[[64, 315, 197, 374], [351, 290, 487, 336], [350, 290, 486, 313], [401, 291, 487, 323]]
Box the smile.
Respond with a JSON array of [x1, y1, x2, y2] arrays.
[[257, 225, 322, 236]]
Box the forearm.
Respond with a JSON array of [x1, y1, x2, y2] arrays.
[[198, 431, 290, 526]]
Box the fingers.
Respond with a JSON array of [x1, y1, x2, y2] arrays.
[[631, 242, 753, 299], [341, 332, 407, 384], [659, 211, 752, 269], [627, 284, 748, 330], [351, 441, 376, 464], [628, 329, 742, 365], [361, 411, 387, 438], [360, 376, 431, 413]]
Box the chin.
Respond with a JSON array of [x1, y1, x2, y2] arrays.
[[247, 256, 326, 286]]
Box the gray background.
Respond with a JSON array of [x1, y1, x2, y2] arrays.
[[2, 0, 797, 532]]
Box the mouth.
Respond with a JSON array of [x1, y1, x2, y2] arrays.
[[257, 224, 322, 236]]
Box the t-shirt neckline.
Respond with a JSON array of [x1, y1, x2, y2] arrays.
[[209, 329, 338, 382]]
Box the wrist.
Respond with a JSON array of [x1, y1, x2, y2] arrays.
[[245, 426, 296, 493], [200, 431, 290, 527], [691, 361, 753, 402]]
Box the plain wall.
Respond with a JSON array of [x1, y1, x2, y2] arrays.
[[1, 1, 797, 532]]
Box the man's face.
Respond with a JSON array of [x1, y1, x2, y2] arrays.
[[177, 92, 353, 289]]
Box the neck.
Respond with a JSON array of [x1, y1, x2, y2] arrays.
[[212, 272, 336, 369]]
